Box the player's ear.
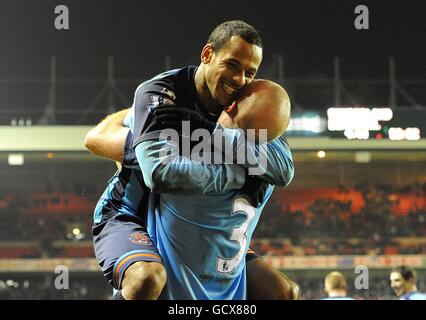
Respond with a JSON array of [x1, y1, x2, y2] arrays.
[[225, 101, 238, 115], [218, 101, 238, 128], [201, 44, 214, 64]]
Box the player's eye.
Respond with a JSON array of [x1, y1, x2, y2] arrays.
[[226, 61, 237, 69], [246, 71, 255, 79]]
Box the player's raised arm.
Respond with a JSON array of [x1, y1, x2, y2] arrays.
[[129, 76, 248, 195], [134, 138, 246, 195], [83, 108, 130, 162], [152, 80, 295, 187]]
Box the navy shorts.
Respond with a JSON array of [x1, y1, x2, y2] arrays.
[[92, 213, 162, 290]]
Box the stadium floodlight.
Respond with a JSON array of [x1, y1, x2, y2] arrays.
[[389, 127, 421, 141], [8, 153, 24, 166], [317, 151, 326, 158]]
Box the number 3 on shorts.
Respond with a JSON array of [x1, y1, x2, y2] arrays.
[[217, 197, 256, 274]]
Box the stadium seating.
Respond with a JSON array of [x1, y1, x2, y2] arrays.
[[1, 182, 425, 258]]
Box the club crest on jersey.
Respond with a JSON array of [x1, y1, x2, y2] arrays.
[[148, 95, 175, 112], [161, 87, 176, 100], [129, 232, 152, 245]]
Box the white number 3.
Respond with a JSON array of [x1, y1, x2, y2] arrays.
[[217, 197, 256, 273]]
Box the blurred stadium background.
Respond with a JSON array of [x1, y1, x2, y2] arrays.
[[1, 54, 425, 300], [1, 0, 425, 300]]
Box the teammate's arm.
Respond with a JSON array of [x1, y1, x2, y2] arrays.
[[152, 104, 294, 188], [127, 79, 254, 195], [212, 128, 295, 187], [83, 105, 247, 195], [134, 138, 246, 194], [83, 108, 130, 162]]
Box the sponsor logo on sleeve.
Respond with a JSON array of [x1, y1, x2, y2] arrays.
[[161, 88, 176, 100], [129, 231, 153, 246], [148, 95, 175, 112]]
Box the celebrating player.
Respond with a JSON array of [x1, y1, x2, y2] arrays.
[[85, 20, 297, 300]]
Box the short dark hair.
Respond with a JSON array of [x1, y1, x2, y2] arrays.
[[207, 20, 263, 52], [393, 266, 416, 281]]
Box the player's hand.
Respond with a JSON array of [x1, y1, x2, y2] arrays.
[[152, 104, 216, 134], [240, 172, 269, 207]]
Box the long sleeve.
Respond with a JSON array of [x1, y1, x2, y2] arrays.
[[212, 126, 295, 187], [134, 137, 246, 194]]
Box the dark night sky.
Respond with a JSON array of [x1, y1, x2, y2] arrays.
[[0, 0, 425, 117], [1, 0, 425, 79]]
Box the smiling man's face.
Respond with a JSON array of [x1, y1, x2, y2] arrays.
[[390, 271, 411, 297], [202, 35, 263, 108]]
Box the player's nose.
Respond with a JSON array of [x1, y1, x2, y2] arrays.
[[231, 71, 246, 88]]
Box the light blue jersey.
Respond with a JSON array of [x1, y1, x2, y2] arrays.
[[150, 179, 274, 299], [400, 291, 426, 300], [124, 67, 294, 299], [132, 129, 293, 300]]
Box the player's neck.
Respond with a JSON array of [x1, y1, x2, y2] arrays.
[[194, 65, 223, 115], [405, 285, 417, 294]]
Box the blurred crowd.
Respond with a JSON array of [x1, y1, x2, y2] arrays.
[[0, 182, 425, 258], [1, 182, 425, 300], [1, 272, 424, 300], [0, 275, 110, 300], [253, 182, 426, 255]]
